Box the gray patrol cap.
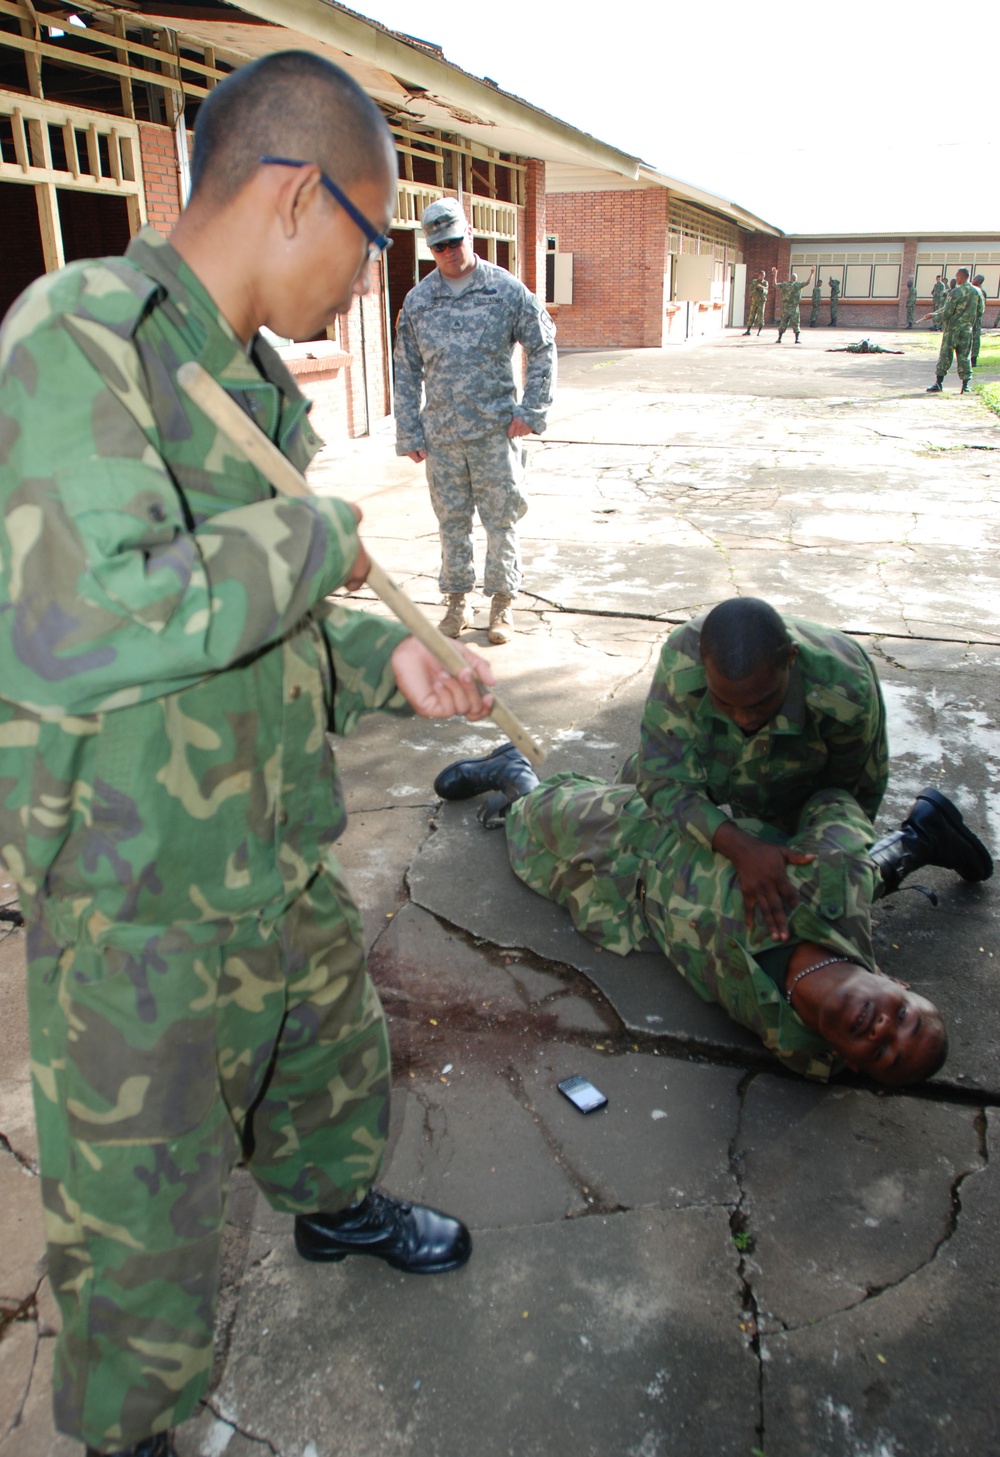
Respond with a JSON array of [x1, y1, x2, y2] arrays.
[[421, 197, 469, 246]]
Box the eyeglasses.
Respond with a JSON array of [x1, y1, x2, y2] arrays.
[[259, 156, 393, 262], [429, 237, 466, 254]]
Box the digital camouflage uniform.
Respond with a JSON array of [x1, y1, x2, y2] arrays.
[[505, 615, 889, 1081], [809, 281, 822, 327], [930, 278, 947, 330], [828, 277, 841, 326], [393, 259, 556, 597], [776, 278, 810, 338], [746, 276, 768, 331], [906, 281, 917, 327], [932, 281, 985, 382], [0, 228, 412, 1449]]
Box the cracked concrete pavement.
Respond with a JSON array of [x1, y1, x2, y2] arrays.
[[1, 327, 998, 1456]]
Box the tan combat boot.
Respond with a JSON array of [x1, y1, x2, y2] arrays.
[[439, 593, 474, 638], [488, 593, 515, 644]]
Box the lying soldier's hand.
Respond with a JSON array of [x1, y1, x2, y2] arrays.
[[391, 638, 495, 721], [712, 823, 815, 941]]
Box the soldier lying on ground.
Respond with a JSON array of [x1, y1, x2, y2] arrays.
[[0, 51, 494, 1457], [433, 599, 992, 1086], [827, 338, 904, 354]]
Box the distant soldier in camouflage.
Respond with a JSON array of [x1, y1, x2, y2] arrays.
[[0, 53, 496, 1457], [927, 266, 985, 393], [809, 276, 823, 327], [906, 277, 917, 327], [930, 274, 948, 329], [771, 264, 816, 343], [828, 338, 904, 354], [743, 270, 768, 334], [394, 198, 556, 645], [971, 274, 987, 366], [828, 276, 841, 325], [434, 599, 992, 1083]]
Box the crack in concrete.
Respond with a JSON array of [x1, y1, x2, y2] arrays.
[[726, 1071, 766, 1453], [0, 1132, 38, 1177], [770, 1124, 989, 1339], [0, 1276, 44, 1442], [499, 1061, 624, 1218], [201, 1401, 279, 1454]]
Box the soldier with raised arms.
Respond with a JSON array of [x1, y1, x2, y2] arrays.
[[771, 264, 816, 344], [0, 51, 496, 1457]]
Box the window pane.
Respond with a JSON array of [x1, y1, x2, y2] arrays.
[[915, 263, 943, 296], [845, 264, 872, 297], [872, 264, 900, 298]]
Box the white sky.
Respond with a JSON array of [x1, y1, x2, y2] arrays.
[[350, 0, 998, 236]]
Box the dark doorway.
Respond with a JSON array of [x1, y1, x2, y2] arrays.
[[57, 190, 132, 264], [0, 183, 47, 322]]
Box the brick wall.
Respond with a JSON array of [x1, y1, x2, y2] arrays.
[[138, 121, 182, 233], [546, 188, 670, 348], [523, 159, 547, 304], [741, 230, 782, 324]]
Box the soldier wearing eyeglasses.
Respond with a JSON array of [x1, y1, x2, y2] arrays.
[[0, 51, 494, 1457]]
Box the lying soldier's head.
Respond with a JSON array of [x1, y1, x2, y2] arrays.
[[699, 598, 796, 736], [788, 945, 947, 1086]]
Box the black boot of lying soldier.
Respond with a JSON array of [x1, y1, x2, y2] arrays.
[[433, 741, 539, 828], [870, 786, 993, 893]]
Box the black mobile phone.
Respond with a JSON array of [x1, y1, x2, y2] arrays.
[[557, 1074, 608, 1114]]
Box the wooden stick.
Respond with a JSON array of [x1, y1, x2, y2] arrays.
[[176, 361, 545, 766]]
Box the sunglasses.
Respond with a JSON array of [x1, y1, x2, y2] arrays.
[[259, 156, 393, 262], [429, 237, 466, 254]]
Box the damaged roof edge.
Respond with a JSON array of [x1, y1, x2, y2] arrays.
[[219, 0, 643, 179], [638, 168, 784, 237]]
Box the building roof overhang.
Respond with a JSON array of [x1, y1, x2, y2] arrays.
[[119, 0, 645, 176], [544, 159, 782, 237]]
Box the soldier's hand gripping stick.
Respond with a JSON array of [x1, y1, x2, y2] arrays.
[[177, 361, 545, 767]]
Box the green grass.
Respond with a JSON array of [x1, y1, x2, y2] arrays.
[[973, 332, 1000, 417]]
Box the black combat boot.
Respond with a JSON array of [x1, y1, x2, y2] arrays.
[[86, 1435, 176, 1457], [296, 1189, 471, 1273], [870, 787, 993, 894], [433, 741, 537, 801], [926, 377, 944, 392], [960, 379, 970, 394], [743, 328, 751, 336]]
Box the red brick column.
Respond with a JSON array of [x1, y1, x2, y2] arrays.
[[741, 231, 783, 324], [899, 237, 918, 327], [138, 122, 182, 233], [523, 158, 547, 302]]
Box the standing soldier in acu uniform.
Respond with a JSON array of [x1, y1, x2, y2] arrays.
[[772, 264, 815, 343], [394, 198, 556, 645], [927, 266, 984, 393], [828, 275, 841, 326], [743, 269, 768, 335], [0, 51, 497, 1457]]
